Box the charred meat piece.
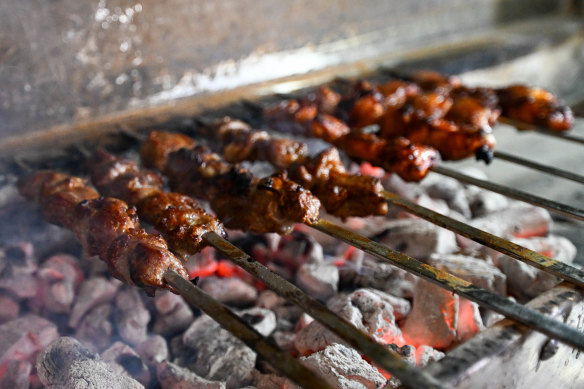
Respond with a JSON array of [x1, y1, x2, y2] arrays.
[[336, 80, 387, 128], [88, 150, 226, 257], [18, 172, 188, 294], [142, 132, 321, 234], [203, 117, 387, 218], [497, 85, 574, 131]]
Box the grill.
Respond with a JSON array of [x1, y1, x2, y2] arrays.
[[1, 2, 584, 388]]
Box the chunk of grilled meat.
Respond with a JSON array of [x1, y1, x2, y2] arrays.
[[88, 150, 226, 258], [335, 132, 439, 182], [18, 171, 188, 295], [141, 131, 321, 234], [496, 85, 574, 132], [336, 80, 387, 128], [205, 117, 388, 218]]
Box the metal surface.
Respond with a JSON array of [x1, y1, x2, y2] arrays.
[[383, 190, 584, 287], [311, 219, 584, 352], [431, 165, 584, 221], [494, 151, 584, 184], [163, 269, 335, 389], [203, 231, 445, 389]]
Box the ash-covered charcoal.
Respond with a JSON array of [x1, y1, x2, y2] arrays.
[[427, 253, 507, 295], [180, 308, 276, 389], [466, 187, 510, 218], [455, 298, 485, 344], [401, 278, 459, 349], [0, 360, 32, 389], [0, 293, 20, 324], [470, 202, 552, 239], [300, 343, 386, 389], [491, 235, 577, 301], [272, 330, 296, 351], [152, 289, 194, 337], [75, 304, 114, 352], [157, 360, 226, 389], [0, 249, 38, 299], [420, 175, 472, 218], [68, 277, 120, 328], [250, 370, 300, 389], [135, 335, 169, 367], [414, 193, 451, 218], [378, 218, 459, 259], [295, 261, 339, 300], [101, 341, 151, 388], [32, 254, 84, 315], [114, 287, 151, 346], [36, 337, 144, 389], [198, 276, 258, 306], [0, 314, 58, 368]]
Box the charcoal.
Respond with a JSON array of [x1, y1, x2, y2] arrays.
[[415, 345, 445, 367], [272, 331, 296, 351], [33, 254, 83, 314], [198, 276, 258, 306], [114, 287, 151, 346], [38, 254, 83, 284], [471, 202, 552, 239], [466, 188, 510, 218], [378, 219, 458, 259], [354, 288, 411, 320], [69, 277, 119, 327], [295, 262, 339, 300], [256, 290, 287, 310], [427, 253, 507, 295], [0, 261, 38, 299], [294, 313, 314, 332], [3, 242, 35, 266], [345, 256, 416, 299], [152, 289, 194, 336], [0, 315, 58, 368], [0, 360, 31, 389], [349, 289, 406, 345], [0, 293, 20, 324], [300, 343, 386, 389], [36, 337, 143, 389], [414, 193, 452, 217], [455, 298, 484, 344], [135, 335, 168, 366], [421, 175, 472, 218], [251, 370, 300, 389], [157, 360, 226, 389], [492, 235, 577, 300], [401, 278, 459, 349], [181, 308, 276, 389], [276, 233, 324, 269], [75, 303, 114, 351], [481, 309, 505, 327], [101, 341, 151, 387]]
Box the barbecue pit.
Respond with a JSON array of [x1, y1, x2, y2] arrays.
[[1, 1, 584, 388]]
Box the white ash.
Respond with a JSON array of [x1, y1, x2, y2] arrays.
[[378, 218, 459, 259], [470, 202, 552, 240], [180, 308, 276, 389], [157, 360, 226, 389], [256, 289, 287, 310], [420, 175, 472, 218], [0, 314, 59, 368], [32, 254, 83, 315], [114, 287, 151, 346], [427, 253, 507, 295], [101, 341, 151, 387], [199, 276, 258, 306], [68, 277, 120, 328], [36, 336, 144, 389], [0, 251, 39, 299], [300, 343, 386, 389], [250, 370, 300, 389], [295, 261, 339, 300], [466, 187, 510, 218], [491, 235, 577, 301], [455, 298, 485, 345], [152, 289, 195, 337], [272, 330, 296, 351]]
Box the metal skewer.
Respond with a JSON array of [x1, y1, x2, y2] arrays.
[[382, 190, 584, 287], [431, 165, 584, 221], [493, 151, 584, 184], [498, 117, 584, 145], [163, 269, 335, 389], [311, 219, 584, 352]]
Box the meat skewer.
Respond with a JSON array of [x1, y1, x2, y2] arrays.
[[199, 117, 388, 218], [17, 171, 189, 295], [87, 150, 226, 258], [139, 131, 320, 234]]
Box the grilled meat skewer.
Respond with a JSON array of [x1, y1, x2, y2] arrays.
[[88, 150, 226, 258], [18, 171, 189, 295], [201, 117, 388, 218], [140, 131, 320, 234]]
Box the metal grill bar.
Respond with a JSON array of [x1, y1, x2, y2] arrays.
[[383, 190, 584, 287], [163, 269, 336, 389], [431, 165, 584, 221], [311, 219, 584, 352], [494, 151, 584, 184], [202, 231, 445, 389]]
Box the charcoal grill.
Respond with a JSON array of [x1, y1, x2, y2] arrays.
[[1, 1, 584, 388]]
